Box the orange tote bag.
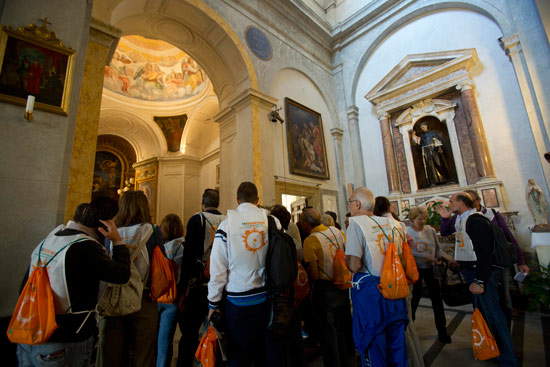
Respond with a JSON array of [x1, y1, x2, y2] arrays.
[[472, 308, 500, 360]]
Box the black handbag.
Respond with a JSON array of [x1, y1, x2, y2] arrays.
[[440, 264, 472, 307]]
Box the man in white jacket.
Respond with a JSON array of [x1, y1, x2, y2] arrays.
[[208, 182, 278, 367]]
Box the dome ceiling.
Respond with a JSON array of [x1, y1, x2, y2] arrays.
[[103, 35, 209, 102]]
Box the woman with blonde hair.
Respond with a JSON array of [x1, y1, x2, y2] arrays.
[[407, 206, 453, 344], [98, 190, 162, 367]]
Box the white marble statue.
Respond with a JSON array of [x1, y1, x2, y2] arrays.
[[526, 178, 550, 225]]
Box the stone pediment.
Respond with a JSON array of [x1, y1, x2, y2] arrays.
[[365, 49, 478, 108]]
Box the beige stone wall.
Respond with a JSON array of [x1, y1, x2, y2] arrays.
[[0, 0, 92, 316]]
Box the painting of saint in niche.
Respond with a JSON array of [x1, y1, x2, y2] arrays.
[[285, 98, 330, 180], [0, 29, 73, 114], [410, 116, 458, 189], [93, 151, 123, 196]]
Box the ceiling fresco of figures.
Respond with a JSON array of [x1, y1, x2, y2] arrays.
[[103, 35, 208, 102]]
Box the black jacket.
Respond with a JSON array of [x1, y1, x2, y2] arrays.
[[21, 228, 130, 342], [465, 214, 495, 283]]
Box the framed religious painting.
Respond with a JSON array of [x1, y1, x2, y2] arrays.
[[481, 188, 499, 208], [0, 22, 75, 115], [285, 98, 330, 180]]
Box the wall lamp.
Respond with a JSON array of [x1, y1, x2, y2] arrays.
[[269, 106, 284, 124]]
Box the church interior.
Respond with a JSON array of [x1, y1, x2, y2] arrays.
[[1, 0, 549, 366]]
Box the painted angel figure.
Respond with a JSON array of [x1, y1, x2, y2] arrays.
[[526, 178, 550, 225]]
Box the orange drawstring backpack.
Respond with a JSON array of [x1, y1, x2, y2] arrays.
[[370, 219, 409, 300], [7, 241, 65, 344], [472, 305, 500, 360], [333, 247, 352, 289], [317, 228, 352, 290], [150, 246, 177, 303]]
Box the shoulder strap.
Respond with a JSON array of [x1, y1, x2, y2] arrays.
[[316, 227, 341, 250], [367, 216, 390, 242], [203, 214, 214, 229], [40, 237, 91, 267]]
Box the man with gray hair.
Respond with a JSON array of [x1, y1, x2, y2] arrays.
[[345, 187, 408, 367]]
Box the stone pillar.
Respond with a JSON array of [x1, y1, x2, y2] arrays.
[[456, 81, 495, 180], [378, 112, 400, 194], [330, 127, 347, 220], [500, 34, 550, 192], [64, 19, 120, 220], [215, 89, 277, 211], [347, 106, 366, 187]]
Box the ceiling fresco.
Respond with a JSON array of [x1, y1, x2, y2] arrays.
[[103, 35, 208, 102]]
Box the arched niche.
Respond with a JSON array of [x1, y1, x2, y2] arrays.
[[396, 98, 467, 192], [93, 134, 137, 200]]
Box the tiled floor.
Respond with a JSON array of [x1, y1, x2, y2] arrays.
[[172, 298, 549, 366]]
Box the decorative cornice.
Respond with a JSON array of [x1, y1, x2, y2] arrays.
[[4, 18, 74, 52], [346, 105, 359, 120], [214, 88, 278, 123], [456, 79, 474, 92], [499, 34, 521, 57], [330, 127, 344, 139], [365, 49, 478, 104], [377, 110, 390, 120], [395, 98, 456, 127]]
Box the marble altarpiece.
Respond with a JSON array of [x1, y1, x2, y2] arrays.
[[366, 49, 506, 214]]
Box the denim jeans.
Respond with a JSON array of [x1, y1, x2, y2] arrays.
[[157, 303, 178, 367], [17, 336, 94, 367]]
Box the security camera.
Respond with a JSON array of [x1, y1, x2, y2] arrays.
[[269, 108, 284, 124]]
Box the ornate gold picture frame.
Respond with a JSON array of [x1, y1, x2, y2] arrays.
[[0, 20, 75, 115], [285, 97, 330, 180]]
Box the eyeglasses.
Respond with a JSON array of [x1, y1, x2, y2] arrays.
[[347, 199, 359, 206]]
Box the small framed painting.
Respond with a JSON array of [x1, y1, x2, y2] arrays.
[[390, 200, 399, 217], [481, 188, 499, 208], [0, 22, 75, 115], [285, 98, 330, 180]]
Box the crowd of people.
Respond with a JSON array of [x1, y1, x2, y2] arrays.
[[9, 182, 527, 367]]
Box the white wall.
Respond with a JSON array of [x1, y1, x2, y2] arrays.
[[354, 9, 546, 247], [269, 68, 339, 195]]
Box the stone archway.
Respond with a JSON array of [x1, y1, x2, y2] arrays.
[[65, 0, 275, 220]]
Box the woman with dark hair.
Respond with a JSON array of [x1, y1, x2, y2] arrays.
[[373, 196, 400, 221], [98, 190, 162, 367], [157, 214, 185, 367]]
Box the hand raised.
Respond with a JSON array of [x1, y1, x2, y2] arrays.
[[98, 219, 122, 244], [436, 203, 452, 219]]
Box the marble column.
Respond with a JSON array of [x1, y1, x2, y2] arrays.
[[63, 19, 120, 221], [378, 112, 400, 194], [500, 34, 550, 192], [214, 89, 277, 211], [347, 106, 366, 187], [456, 81, 495, 180], [330, 127, 347, 221]]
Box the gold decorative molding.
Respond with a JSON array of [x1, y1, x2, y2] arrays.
[[6, 18, 73, 52]]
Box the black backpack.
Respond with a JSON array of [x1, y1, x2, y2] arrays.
[[265, 216, 298, 336], [471, 213, 517, 268], [265, 216, 298, 290]]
